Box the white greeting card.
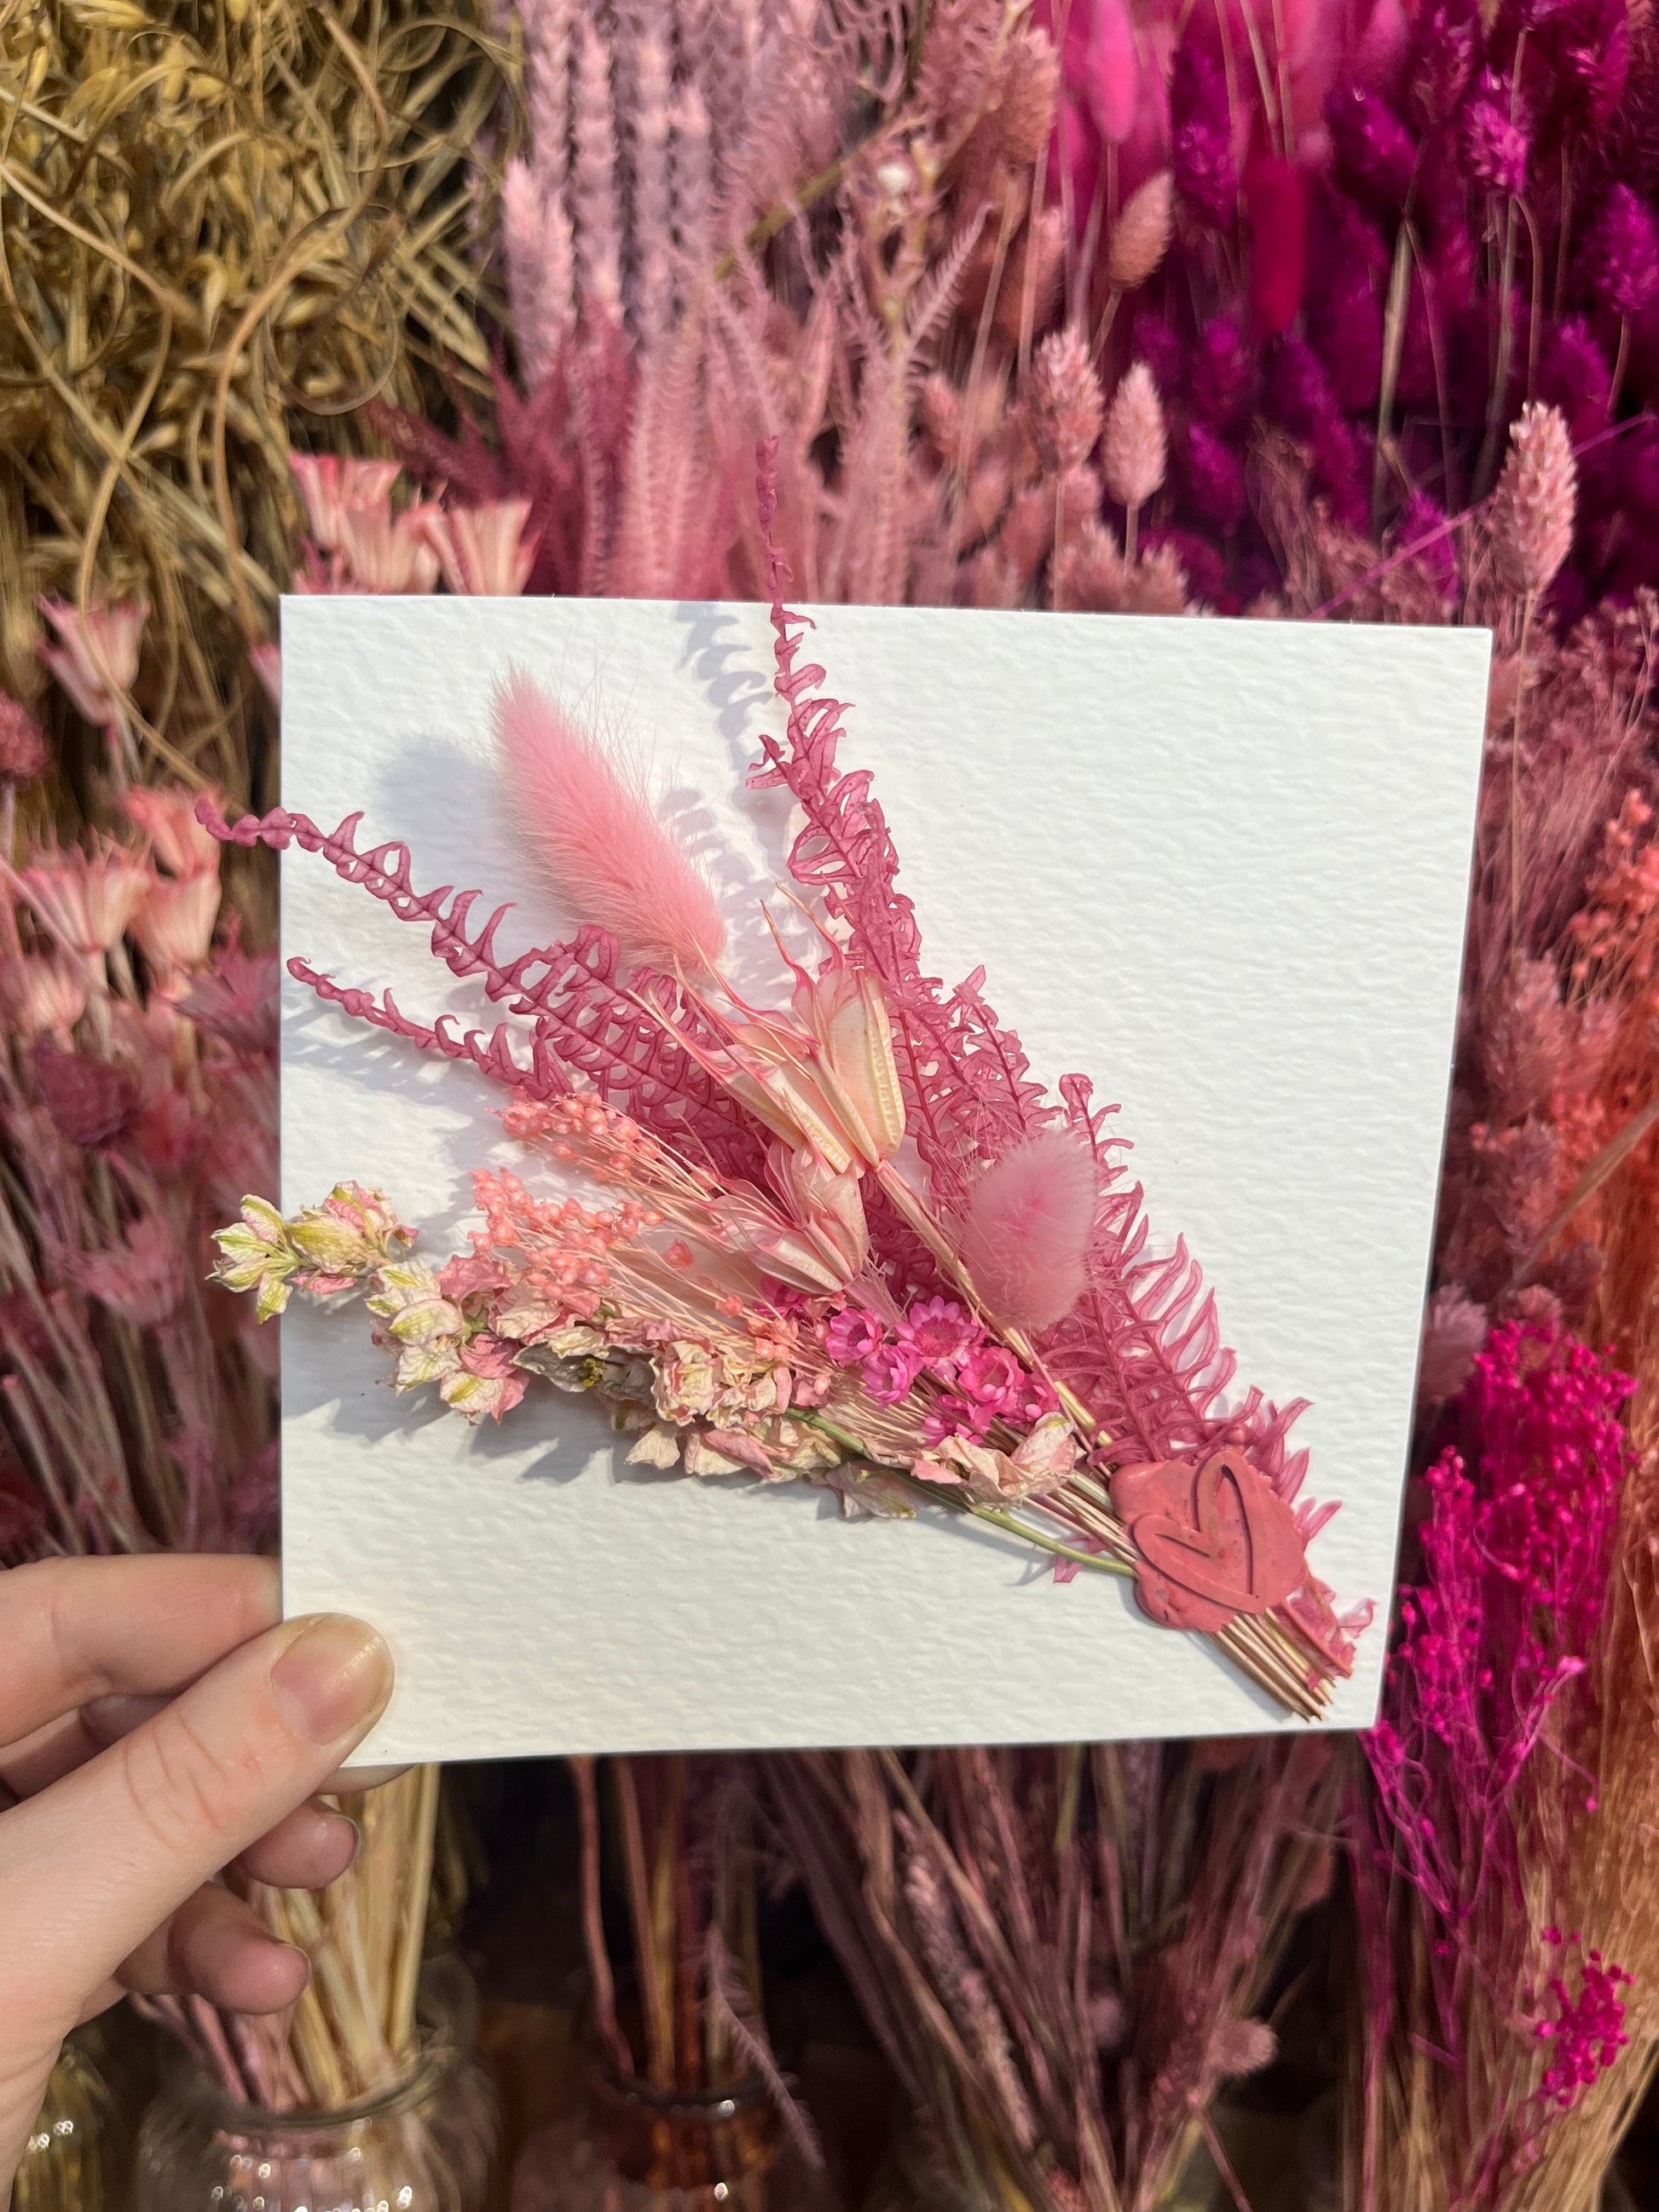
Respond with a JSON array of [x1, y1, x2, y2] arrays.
[[276, 593, 1488, 1764]]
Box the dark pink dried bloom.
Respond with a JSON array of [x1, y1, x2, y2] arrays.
[[1181, 421, 1247, 530], [1460, 66, 1529, 196], [1268, 335, 1338, 433], [1146, 524, 1225, 608], [1406, 0, 1481, 129], [1170, 44, 1236, 228], [1189, 315, 1257, 431], [1537, 318, 1612, 443], [957, 1343, 1022, 1407], [922, 1393, 998, 1445], [825, 1308, 887, 1366], [1396, 490, 1460, 602], [1132, 315, 1188, 404], [1317, 251, 1386, 413], [1325, 84, 1418, 211], [1537, 0, 1628, 124], [0, 695, 48, 785], [1586, 184, 1659, 321], [899, 1297, 977, 1374], [1536, 1946, 1633, 2108], [1245, 154, 1308, 337], [31, 1044, 139, 1150], [862, 1342, 921, 1406]]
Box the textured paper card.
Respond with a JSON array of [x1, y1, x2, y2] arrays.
[[279, 594, 1489, 1763]]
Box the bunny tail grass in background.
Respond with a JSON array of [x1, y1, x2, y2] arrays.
[[491, 669, 725, 970], [0, 1, 516, 821], [957, 1128, 1098, 1333]]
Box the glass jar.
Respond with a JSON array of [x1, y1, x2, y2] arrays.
[[11, 2028, 121, 2212], [133, 1964, 498, 2212], [512, 2062, 833, 2212]]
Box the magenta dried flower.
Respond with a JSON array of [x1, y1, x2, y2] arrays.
[[1318, 258, 1386, 413], [1267, 335, 1337, 433], [1538, 0, 1629, 124], [1406, 0, 1481, 129], [1460, 66, 1529, 196], [825, 1307, 887, 1365], [1537, 317, 1612, 442], [1132, 315, 1188, 404], [1189, 315, 1257, 431], [1396, 490, 1460, 606], [1180, 421, 1247, 531], [1170, 43, 1236, 228], [1586, 183, 1659, 321], [1325, 84, 1418, 211], [862, 1342, 921, 1406]]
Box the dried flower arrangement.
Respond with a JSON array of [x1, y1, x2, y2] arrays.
[[210, 447, 1368, 1723]]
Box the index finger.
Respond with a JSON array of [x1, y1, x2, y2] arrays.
[[0, 1557, 281, 1750]]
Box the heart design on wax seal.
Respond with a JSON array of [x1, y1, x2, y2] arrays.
[[1109, 1447, 1310, 1635]]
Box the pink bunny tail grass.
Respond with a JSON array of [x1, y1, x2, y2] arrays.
[[491, 668, 725, 972], [957, 1127, 1097, 1332]]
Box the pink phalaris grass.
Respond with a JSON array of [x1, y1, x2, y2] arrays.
[[1105, 168, 1174, 292], [957, 1129, 1096, 1332], [1027, 327, 1104, 475], [1101, 361, 1166, 514], [1489, 402, 1578, 600], [1168, 42, 1235, 228], [490, 667, 726, 973]]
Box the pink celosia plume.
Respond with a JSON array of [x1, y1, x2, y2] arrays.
[[957, 1127, 1097, 1331], [490, 667, 725, 972]]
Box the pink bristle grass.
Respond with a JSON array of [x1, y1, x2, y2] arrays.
[[491, 667, 725, 973], [957, 1126, 1097, 1332]]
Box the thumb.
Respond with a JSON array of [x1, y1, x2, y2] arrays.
[[3, 1614, 392, 2020]]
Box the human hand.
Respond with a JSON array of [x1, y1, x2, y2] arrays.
[[0, 1556, 392, 2197]]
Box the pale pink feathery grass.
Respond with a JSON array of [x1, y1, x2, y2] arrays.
[[1489, 402, 1578, 602], [1104, 167, 1174, 292], [490, 667, 725, 972], [1101, 360, 1167, 515], [957, 1126, 1097, 1331]]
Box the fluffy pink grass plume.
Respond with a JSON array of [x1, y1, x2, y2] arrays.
[[491, 667, 725, 971], [1102, 361, 1166, 511], [957, 1127, 1096, 1332], [1106, 169, 1173, 292], [1490, 402, 1577, 599]]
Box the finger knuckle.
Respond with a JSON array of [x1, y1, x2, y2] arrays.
[[116, 1707, 267, 1859]]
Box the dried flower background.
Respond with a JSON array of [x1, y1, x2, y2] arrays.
[[3, 0, 1659, 2205], [0, 0, 514, 809], [0, 709, 457, 2121]]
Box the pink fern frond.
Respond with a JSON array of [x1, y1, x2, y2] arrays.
[[957, 1129, 1097, 1331], [491, 668, 725, 972]]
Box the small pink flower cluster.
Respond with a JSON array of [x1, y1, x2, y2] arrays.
[[1535, 1937, 1633, 2111], [824, 1297, 1057, 1441]]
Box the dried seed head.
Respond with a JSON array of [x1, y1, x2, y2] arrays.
[[1490, 402, 1576, 598], [1107, 169, 1175, 291], [1028, 327, 1104, 475], [1101, 362, 1167, 511]]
